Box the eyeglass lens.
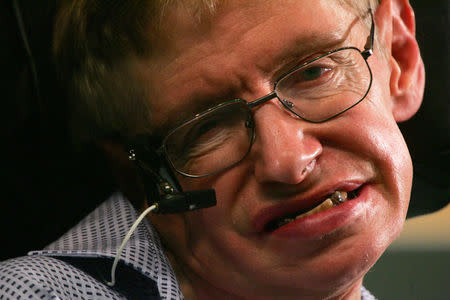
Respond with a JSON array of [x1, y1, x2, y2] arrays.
[[276, 48, 371, 122], [164, 101, 254, 177]]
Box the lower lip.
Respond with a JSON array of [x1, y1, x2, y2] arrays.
[[268, 185, 372, 239]]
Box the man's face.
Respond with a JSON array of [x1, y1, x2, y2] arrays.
[[143, 0, 412, 298]]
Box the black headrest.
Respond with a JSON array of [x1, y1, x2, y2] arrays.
[[401, 0, 449, 217]]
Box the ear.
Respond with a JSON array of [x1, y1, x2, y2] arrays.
[[375, 0, 425, 122]]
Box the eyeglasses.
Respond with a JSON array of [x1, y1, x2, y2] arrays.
[[155, 11, 374, 178]]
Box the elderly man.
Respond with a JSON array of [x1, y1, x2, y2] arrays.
[[0, 0, 425, 299]]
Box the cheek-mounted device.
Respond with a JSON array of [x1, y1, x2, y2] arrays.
[[127, 140, 217, 214]]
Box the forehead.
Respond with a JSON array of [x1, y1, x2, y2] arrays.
[[142, 0, 363, 132]]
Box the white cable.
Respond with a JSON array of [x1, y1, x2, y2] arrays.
[[106, 204, 157, 286]]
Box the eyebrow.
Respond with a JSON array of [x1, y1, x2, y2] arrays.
[[271, 32, 348, 78], [271, 14, 362, 78], [184, 36, 347, 111]]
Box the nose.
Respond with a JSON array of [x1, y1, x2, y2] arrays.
[[250, 101, 322, 185]]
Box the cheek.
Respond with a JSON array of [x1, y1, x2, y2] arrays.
[[362, 106, 412, 239], [149, 173, 243, 260], [366, 80, 413, 205], [345, 53, 413, 189], [175, 169, 257, 256], [178, 169, 251, 217], [326, 72, 413, 245]]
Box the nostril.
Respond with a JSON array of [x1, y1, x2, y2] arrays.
[[301, 166, 307, 176], [301, 159, 316, 177]]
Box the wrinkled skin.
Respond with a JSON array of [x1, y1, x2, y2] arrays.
[[132, 0, 425, 299]]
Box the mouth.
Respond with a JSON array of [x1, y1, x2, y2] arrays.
[[264, 188, 361, 232]]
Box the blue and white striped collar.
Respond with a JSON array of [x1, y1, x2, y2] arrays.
[[29, 192, 183, 299]]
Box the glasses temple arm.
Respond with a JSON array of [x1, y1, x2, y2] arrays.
[[362, 9, 374, 59]]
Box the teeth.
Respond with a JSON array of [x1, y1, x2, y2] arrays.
[[330, 190, 348, 205], [274, 190, 350, 229], [295, 198, 334, 220]]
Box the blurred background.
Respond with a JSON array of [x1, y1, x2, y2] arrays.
[[0, 0, 448, 299], [365, 205, 450, 299]]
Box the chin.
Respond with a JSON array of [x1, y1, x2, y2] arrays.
[[269, 219, 400, 299]]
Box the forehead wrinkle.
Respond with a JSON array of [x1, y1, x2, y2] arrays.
[[159, 5, 349, 88], [152, 6, 273, 107], [162, 38, 249, 99], [149, 49, 249, 133], [154, 0, 354, 75], [153, 0, 362, 64]]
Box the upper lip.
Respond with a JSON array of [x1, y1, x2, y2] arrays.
[[251, 181, 364, 233]]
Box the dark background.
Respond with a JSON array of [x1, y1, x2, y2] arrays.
[[0, 0, 448, 267]]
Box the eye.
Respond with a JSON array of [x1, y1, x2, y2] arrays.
[[297, 66, 332, 82], [191, 118, 221, 140], [301, 66, 329, 81], [278, 64, 334, 93]]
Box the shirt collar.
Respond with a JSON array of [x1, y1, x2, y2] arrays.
[[29, 192, 184, 299]]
